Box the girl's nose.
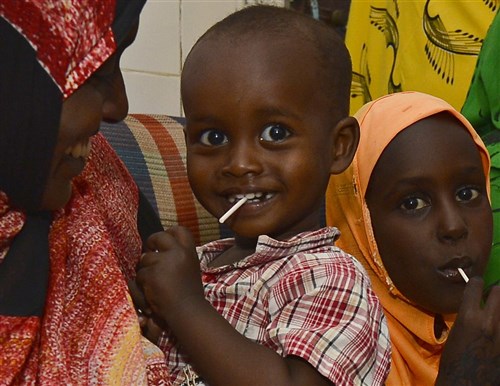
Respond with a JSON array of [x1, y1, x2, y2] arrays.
[[437, 201, 468, 243]]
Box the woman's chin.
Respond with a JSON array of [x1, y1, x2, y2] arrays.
[[39, 181, 72, 211]]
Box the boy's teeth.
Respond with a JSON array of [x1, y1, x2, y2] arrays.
[[229, 192, 271, 203]]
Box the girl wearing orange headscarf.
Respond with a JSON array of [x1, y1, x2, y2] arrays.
[[326, 91, 499, 385]]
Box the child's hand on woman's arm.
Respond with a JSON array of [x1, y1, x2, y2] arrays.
[[136, 226, 205, 322], [130, 226, 203, 344], [436, 278, 500, 386], [128, 278, 164, 343]]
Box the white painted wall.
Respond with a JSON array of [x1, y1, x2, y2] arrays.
[[121, 0, 286, 117]]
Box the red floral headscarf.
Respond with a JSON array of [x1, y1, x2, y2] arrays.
[[0, 0, 144, 212]]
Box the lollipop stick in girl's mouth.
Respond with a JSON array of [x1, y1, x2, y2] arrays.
[[457, 267, 469, 283]]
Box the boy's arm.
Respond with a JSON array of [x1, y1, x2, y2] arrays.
[[161, 288, 332, 386]]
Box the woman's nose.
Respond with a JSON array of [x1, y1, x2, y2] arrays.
[[101, 70, 129, 123]]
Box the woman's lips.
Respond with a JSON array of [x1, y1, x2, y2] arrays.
[[64, 138, 92, 159], [58, 138, 92, 178]]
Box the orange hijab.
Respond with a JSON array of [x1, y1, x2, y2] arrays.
[[326, 91, 490, 386]]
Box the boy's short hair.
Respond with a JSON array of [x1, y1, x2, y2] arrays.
[[186, 5, 352, 120]]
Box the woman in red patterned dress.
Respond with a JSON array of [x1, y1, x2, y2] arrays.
[[0, 1, 169, 384]]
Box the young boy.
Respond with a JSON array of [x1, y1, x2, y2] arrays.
[[136, 6, 391, 385]]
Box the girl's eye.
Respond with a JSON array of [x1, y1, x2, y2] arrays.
[[400, 197, 429, 211], [199, 129, 228, 146], [456, 187, 480, 202], [260, 124, 291, 143]]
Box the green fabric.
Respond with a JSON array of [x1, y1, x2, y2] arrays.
[[484, 138, 500, 291], [462, 10, 500, 137], [462, 10, 500, 291], [485, 138, 500, 243]]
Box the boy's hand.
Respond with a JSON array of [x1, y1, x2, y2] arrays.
[[136, 226, 204, 323], [127, 279, 163, 343], [436, 278, 500, 386]]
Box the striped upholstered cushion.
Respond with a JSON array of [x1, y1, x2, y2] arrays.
[[100, 114, 232, 246]]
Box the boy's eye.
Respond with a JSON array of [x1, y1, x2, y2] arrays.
[[200, 129, 228, 146], [400, 197, 429, 211], [260, 124, 291, 143], [456, 187, 480, 202]]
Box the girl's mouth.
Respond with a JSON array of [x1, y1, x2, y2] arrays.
[[439, 258, 473, 282]]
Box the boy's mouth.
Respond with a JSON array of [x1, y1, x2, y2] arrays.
[[228, 192, 275, 204]]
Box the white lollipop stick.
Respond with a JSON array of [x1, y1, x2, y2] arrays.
[[457, 267, 469, 283], [219, 197, 248, 224]]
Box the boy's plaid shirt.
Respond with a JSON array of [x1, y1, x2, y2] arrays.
[[159, 227, 391, 385]]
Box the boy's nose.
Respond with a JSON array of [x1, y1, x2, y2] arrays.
[[222, 142, 263, 177]]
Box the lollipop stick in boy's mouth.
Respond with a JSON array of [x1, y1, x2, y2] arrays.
[[219, 197, 248, 224]]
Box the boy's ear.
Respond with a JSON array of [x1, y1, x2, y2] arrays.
[[329, 116, 360, 174]]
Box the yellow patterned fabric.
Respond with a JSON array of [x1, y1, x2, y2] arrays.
[[346, 0, 498, 114]]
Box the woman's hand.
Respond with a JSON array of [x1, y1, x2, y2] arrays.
[[436, 278, 500, 386]]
